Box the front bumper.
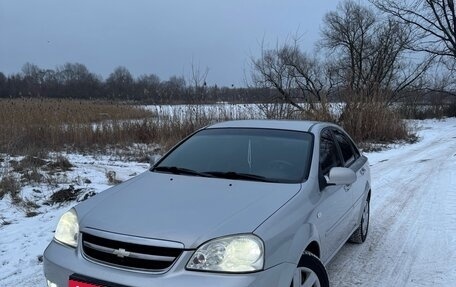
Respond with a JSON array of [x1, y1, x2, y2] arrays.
[[43, 240, 295, 287]]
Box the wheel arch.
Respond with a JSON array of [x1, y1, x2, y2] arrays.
[[285, 223, 322, 265], [363, 180, 371, 204], [304, 240, 321, 259]]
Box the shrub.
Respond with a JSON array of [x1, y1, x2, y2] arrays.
[[398, 103, 449, 119], [0, 173, 22, 203], [12, 156, 47, 173], [47, 155, 74, 172], [20, 168, 44, 184], [340, 101, 413, 144], [444, 102, 456, 117], [298, 105, 338, 123]]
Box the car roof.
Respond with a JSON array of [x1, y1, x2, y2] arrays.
[[206, 119, 336, 133]]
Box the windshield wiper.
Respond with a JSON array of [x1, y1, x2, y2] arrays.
[[204, 171, 275, 182], [153, 166, 213, 178]]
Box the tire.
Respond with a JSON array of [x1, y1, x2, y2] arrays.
[[349, 198, 370, 243], [291, 251, 329, 287]]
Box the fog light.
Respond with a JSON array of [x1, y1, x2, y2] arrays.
[[47, 279, 58, 287]]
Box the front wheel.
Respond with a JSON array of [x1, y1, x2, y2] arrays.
[[291, 251, 329, 287], [349, 198, 370, 243]]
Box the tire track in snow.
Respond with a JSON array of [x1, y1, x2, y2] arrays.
[[327, 120, 456, 286]]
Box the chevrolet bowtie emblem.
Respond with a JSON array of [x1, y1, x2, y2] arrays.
[[113, 248, 131, 258]]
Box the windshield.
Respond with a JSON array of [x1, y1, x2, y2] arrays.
[[154, 128, 313, 183]]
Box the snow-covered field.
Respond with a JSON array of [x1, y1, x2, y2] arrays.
[[0, 155, 149, 286], [0, 118, 455, 286]]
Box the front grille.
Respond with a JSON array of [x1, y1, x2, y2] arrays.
[[81, 232, 183, 272]]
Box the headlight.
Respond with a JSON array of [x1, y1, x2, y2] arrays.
[[187, 234, 264, 273], [54, 209, 79, 247]]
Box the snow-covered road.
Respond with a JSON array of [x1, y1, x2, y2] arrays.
[[0, 118, 455, 286], [328, 119, 456, 286]]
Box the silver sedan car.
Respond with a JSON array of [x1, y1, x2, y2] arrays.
[[44, 120, 371, 287]]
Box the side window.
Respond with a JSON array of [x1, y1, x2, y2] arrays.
[[333, 129, 356, 166], [351, 139, 360, 158], [320, 129, 342, 175]]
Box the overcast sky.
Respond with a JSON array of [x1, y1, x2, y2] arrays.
[[0, 0, 341, 86]]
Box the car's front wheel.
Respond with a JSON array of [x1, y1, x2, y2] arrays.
[[291, 251, 329, 287], [349, 198, 370, 243]]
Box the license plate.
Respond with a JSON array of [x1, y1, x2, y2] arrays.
[[69, 279, 105, 287]]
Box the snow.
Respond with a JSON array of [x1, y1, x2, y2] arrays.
[[145, 103, 345, 121], [328, 118, 456, 286], [0, 155, 149, 286], [0, 118, 455, 286]]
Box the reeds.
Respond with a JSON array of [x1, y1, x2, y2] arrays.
[[0, 98, 416, 155], [0, 98, 155, 154], [0, 99, 253, 155]]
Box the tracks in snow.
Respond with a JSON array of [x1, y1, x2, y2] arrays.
[[327, 120, 456, 286]]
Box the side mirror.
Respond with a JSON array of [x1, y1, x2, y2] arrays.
[[326, 167, 356, 185]]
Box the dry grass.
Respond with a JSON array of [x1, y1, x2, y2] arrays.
[[399, 102, 456, 119], [257, 101, 412, 147], [340, 101, 413, 144], [0, 99, 254, 155], [0, 173, 21, 203], [147, 105, 253, 151], [0, 98, 415, 157], [0, 98, 155, 154], [0, 98, 152, 125], [47, 155, 74, 172]]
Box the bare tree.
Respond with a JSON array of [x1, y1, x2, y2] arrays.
[[55, 63, 102, 99], [0, 72, 6, 97], [136, 74, 161, 102], [21, 63, 45, 97], [322, 1, 376, 95], [159, 75, 187, 103], [251, 40, 332, 112], [372, 0, 456, 62], [188, 60, 209, 103], [322, 0, 435, 104], [106, 66, 134, 100], [372, 0, 456, 96]]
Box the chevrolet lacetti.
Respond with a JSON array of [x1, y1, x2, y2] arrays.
[[43, 120, 371, 287]]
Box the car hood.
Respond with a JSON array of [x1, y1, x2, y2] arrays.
[[77, 171, 301, 248]]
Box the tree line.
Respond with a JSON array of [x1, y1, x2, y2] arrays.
[[0, 0, 454, 106], [0, 63, 274, 104]]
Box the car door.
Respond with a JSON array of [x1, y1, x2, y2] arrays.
[[318, 128, 353, 259], [332, 128, 369, 230]]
